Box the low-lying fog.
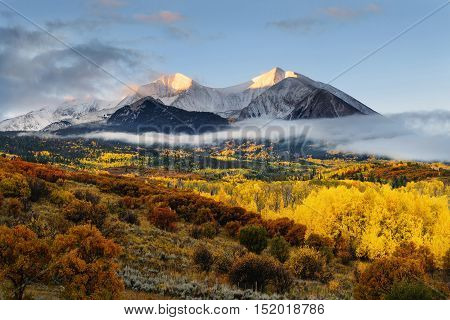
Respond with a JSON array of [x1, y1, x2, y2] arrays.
[[39, 110, 450, 162]]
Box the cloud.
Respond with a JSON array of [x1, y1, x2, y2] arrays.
[[267, 17, 322, 33], [165, 25, 192, 39], [135, 11, 184, 24], [45, 19, 107, 32], [56, 111, 450, 163], [268, 3, 381, 32], [323, 3, 381, 21], [0, 25, 142, 119]]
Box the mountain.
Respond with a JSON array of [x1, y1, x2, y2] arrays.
[[0, 67, 377, 133], [117, 67, 299, 114], [107, 97, 229, 134], [121, 67, 375, 121], [0, 99, 120, 131], [238, 75, 377, 120], [42, 120, 73, 132]]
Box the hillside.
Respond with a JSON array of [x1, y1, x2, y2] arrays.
[[0, 155, 448, 300]]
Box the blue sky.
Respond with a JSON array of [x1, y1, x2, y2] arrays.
[[0, 0, 449, 118]]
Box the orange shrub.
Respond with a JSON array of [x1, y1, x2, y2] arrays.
[[52, 225, 124, 299], [0, 225, 51, 299], [148, 207, 177, 231], [354, 257, 425, 299], [393, 242, 436, 273]]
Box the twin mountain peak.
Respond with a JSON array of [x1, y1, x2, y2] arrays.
[[0, 67, 377, 132]]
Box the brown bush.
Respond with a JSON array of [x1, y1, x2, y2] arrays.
[[287, 247, 327, 281], [214, 252, 233, 274], [1, 197, 24, 220], [354, 257, 425, 299], [118, 209, 140, 225], [229, 253, 292, 293], [284, 224, 307, 246], [118, 196, 141, 209], [63, 199, 106, 229], [191, 207, 214, 225], [334, 235, 354, 265], [148, 207, 177, 231], [73, 189, 100, 205], [224, 221, 241, 237], [393, 242, 436, 273], [189, 222, 219, 239], [193, 245, 214, 272], [264, 218, 294, 237], [49, 189, 75, 207], [27, 177, 49, 202], [305, 233, 333, 250]]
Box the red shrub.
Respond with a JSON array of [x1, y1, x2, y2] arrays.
[[148, 207, 177, 231], [264, 218, 294, 237], [284, 224, 307, 246]]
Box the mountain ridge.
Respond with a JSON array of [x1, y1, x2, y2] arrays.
[[0, 67, 377, 132]]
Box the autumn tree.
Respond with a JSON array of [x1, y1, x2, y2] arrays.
[[0, 225, 51, 299], [52, 225, 124, 299]]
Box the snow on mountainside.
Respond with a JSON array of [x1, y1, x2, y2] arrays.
[[0, 67, 377, 132], [117, 67, 299, 113], [238, 75, 376, 120], [0, 99, 120, 131]]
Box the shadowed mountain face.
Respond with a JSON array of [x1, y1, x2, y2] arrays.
[[238, 77, 377, 120], [285, 89, 364, 119], [107, 97, 229, 134]]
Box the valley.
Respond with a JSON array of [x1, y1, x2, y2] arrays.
[[0, 133, 448, 300]]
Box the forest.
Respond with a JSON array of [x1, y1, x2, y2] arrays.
[[0, 136, 449, 300]]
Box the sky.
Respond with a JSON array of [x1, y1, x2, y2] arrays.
[[0, 0, 449, 120]]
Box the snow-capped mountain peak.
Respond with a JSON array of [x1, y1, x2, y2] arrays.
[[155, 73, 194, 91], [0, 98, 120, 132], [249, 67, 299, 89], [0, 67, 377, 132]]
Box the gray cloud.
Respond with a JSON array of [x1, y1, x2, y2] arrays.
[[268, 3, 381, 33], [45, 19, 107, 32], [0, 25, 142, 119], [323, 3, 381, 21], [267, 17, 322, 33]]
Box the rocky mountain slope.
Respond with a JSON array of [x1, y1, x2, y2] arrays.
[[238, 75, 376, 120], [0, 67, 377, 132], [0, 99, 120, 131]]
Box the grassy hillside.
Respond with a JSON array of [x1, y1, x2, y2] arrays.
[[0, 154, 449, 300]]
